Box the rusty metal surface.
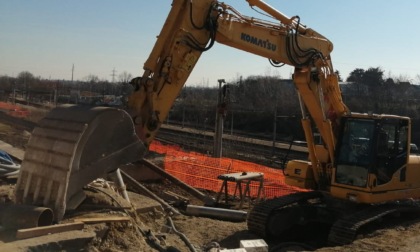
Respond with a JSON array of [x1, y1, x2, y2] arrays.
[[14, 105, 146, 221]]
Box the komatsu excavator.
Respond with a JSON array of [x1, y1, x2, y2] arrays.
[[14, 0, 420, 247]]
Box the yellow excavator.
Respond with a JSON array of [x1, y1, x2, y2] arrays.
[[14, 0, 420, 247]]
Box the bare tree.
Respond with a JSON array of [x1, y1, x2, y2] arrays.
[[118, 71, 132, 84], [395, 74, 411, 84], [415, 74, 420, 85], [84, 74, 100, 83], [17, 71, 35, 100]]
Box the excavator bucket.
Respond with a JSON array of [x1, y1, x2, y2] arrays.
[[14, 105, 146, 221]]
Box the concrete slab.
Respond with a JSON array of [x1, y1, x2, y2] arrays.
[[0, 141, 24, 161]]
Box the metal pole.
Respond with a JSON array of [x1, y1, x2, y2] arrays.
[[230, 111, 234, 135], [54, 84, 58, 107], [182, 105, 185, 128], [272, 108, 277, 156], [213, 79, 225, 158], [107, 168, 130, 202]]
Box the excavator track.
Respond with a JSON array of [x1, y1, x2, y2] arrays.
[[247, 191, 323, 238], [328, 203, 420, 246], [249, 191, 420, 247], [14, 105, 146, 221]]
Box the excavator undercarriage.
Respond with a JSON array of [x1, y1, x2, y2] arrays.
[[248, 191, 420, 247], [14, 105, 146, 221]]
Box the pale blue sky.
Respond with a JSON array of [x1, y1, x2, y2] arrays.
[[1, 1, 419, 86]]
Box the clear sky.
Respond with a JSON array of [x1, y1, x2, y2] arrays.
[[1, 1, 419, 86]]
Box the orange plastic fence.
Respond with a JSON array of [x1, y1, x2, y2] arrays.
[[0, 102, 30, 118], [150, 141, 306, 199]]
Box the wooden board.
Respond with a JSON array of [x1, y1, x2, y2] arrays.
[[74, 216, 131, 224], [16, 222, 85, 239]]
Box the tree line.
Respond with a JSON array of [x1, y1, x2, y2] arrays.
[[0, 71, 133, 105], [1, 67, 420, 145], [169, 67, 420, 146]]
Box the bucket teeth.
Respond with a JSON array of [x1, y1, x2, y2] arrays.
[[14, 105, 146, 221]]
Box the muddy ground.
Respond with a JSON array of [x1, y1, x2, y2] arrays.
[[0, 104, 420, 251]]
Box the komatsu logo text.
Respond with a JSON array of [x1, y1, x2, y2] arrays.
[[240, 33, 277, 52]]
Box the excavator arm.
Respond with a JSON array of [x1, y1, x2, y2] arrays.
[[128, 0, 349, 184], [128, 0, 218, 145], [124, 0, 420, 245], [15, 0, 349, 221]]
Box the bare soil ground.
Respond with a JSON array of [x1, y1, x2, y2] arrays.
[[0, 104, 420, 251]]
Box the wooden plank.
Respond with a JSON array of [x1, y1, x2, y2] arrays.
[[16, 222, 85, 240], [163, 191, 190, 202], [74, 216, 131, 224], [161, 191, 190, 204]]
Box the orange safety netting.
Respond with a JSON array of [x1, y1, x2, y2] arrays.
[[150, 141, 306, 199], [0, 102, 30, 118]]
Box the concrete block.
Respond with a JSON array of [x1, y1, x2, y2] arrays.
[[239, 239, 268, 252]]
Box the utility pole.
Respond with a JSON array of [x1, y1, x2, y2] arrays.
[[272, 108, 277, 156], [230, 111, 234, 135], [25, 75, 28, 105], [12, 80, 16, 104], [213, 79, 226, 158], [71, 64, 79, 104], [71, 64, 74, 82], [54, 81, 58, 107], [111, 68, 117, 83]]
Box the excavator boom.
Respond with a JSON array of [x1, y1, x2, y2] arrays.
[[14, 1, 420, 247], [128, 0, 349, 172], [15, 0, 347, 223]]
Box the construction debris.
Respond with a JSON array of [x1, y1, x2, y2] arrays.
[[0, 150, 21, 179], [161, 190, 190, 206], [121, 169, 179, 215], [141, 159, 216, 206]]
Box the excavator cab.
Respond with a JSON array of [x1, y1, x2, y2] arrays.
[[331, 114, 413, 203], [334, 117, 375, 188]]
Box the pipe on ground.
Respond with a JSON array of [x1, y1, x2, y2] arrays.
[[185, 205, 247, 222], [0, 204, 53, 230]]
